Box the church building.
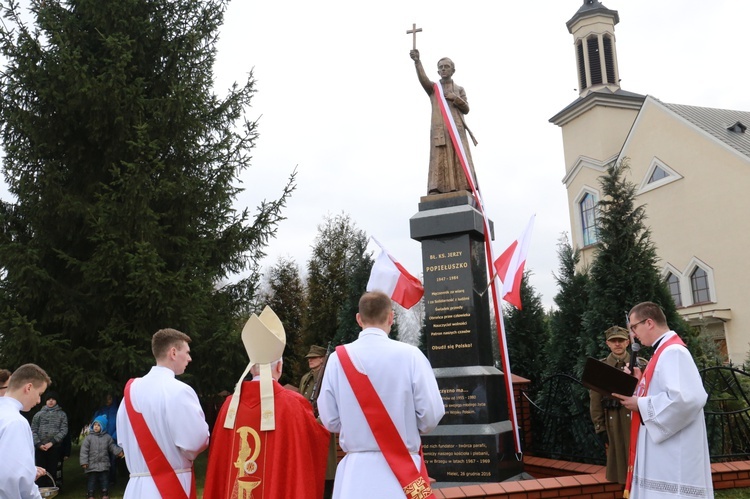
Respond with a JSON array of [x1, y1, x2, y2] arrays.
[[550, 0, 750, 362]]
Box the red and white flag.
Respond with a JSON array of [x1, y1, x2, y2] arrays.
[[367, 238, 424, 309], [494, 215, 535, 309]]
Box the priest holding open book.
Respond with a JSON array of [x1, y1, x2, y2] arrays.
[[613, 302, 713, 499]]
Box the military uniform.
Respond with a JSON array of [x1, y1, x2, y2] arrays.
[[299, 345, 337, 498], [589, 326, 647, 484], [300, 368, 319, 402]]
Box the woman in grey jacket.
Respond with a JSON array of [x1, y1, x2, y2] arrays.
[[31, 391, 68, 488]]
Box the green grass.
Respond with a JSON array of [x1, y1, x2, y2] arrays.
[[718, 490, 750, 499], [55, 443, 207, 499]]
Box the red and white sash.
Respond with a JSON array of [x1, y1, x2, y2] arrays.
[[336, 346, 435, 499], [124, 379, 196, 499], [433, 80, 522, 456], [624, 334, 686, 498]]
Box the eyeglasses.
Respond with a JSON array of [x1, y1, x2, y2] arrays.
[[629, 318, 648, 333]]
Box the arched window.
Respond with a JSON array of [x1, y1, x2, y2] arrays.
[[580, 193, 598, 246], [691, 267, 710, 304], [666, 272, 682, 307]]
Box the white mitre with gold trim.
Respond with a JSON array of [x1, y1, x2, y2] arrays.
[[223, 306, 286, 431]]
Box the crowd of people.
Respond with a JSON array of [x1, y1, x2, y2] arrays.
[[0, 298, 714, 499]]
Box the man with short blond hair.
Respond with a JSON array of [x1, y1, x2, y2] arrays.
[[318, 291, 445, 498], [151, 328, 191, 359], [0, 363, 51, 498], [614, 302, 712, 498], [116, 328, 209, 499]]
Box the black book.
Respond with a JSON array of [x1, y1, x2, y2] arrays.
[[581, 357, 638, 397]]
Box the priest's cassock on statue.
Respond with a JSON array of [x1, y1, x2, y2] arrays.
[[203, 307, 331, 499]]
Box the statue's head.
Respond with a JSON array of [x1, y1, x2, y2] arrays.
[[437, 57, 455, 78]]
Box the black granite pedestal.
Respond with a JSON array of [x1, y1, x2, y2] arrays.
[[410, 192, 522, 483]]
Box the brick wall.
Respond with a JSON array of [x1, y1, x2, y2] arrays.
[[429, 457, 750, 498]]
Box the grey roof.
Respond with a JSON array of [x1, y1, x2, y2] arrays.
[[566, 0, 619, 32], [659, 99, 750, 159]]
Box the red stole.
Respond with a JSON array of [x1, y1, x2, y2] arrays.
[[335, 345, 435, 499], [124, 378, 196, 499], [623, 334, 685, 498]]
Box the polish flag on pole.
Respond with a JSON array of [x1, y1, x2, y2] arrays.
[[367, 237, 424, 309], [494, 215, 536, 309]]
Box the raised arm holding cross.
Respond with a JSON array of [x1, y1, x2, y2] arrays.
[[407, 24, 479, 195]]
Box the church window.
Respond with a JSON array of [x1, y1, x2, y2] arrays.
[[666, 273, 682, 307], [648, 166, 669, 183], [587, 37, 602, 85], [580, 193, 598, 246], [638, 159, 683, 195], [691, 267, 710, 304]]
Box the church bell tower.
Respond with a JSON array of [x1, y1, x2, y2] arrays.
[[550, 0, 645, 265], [567, 0, 621, 96]]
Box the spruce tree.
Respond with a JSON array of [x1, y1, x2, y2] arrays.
[[582, 161, 697, 364], [262, 257, 306, 386], [546, 234, 589, 377], [333, 230, 376, 345], [303, 213, 371, 348], [504, 270, 549, 383], [0, 0, 293, 429]]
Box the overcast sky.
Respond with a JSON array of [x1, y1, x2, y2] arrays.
[[213, 0, 750, 309], [4, 1, 749, 310]]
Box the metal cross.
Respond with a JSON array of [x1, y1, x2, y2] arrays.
[[406, 23, 422, 50]]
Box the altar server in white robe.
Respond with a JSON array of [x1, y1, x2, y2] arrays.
[[0, 364, 50, 499], [318, 291, 445, 498], [614, 302, 713, 499], [117, 328, 210, 499]]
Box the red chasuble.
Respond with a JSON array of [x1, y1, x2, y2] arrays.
[[203, 380, 330, 499]]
